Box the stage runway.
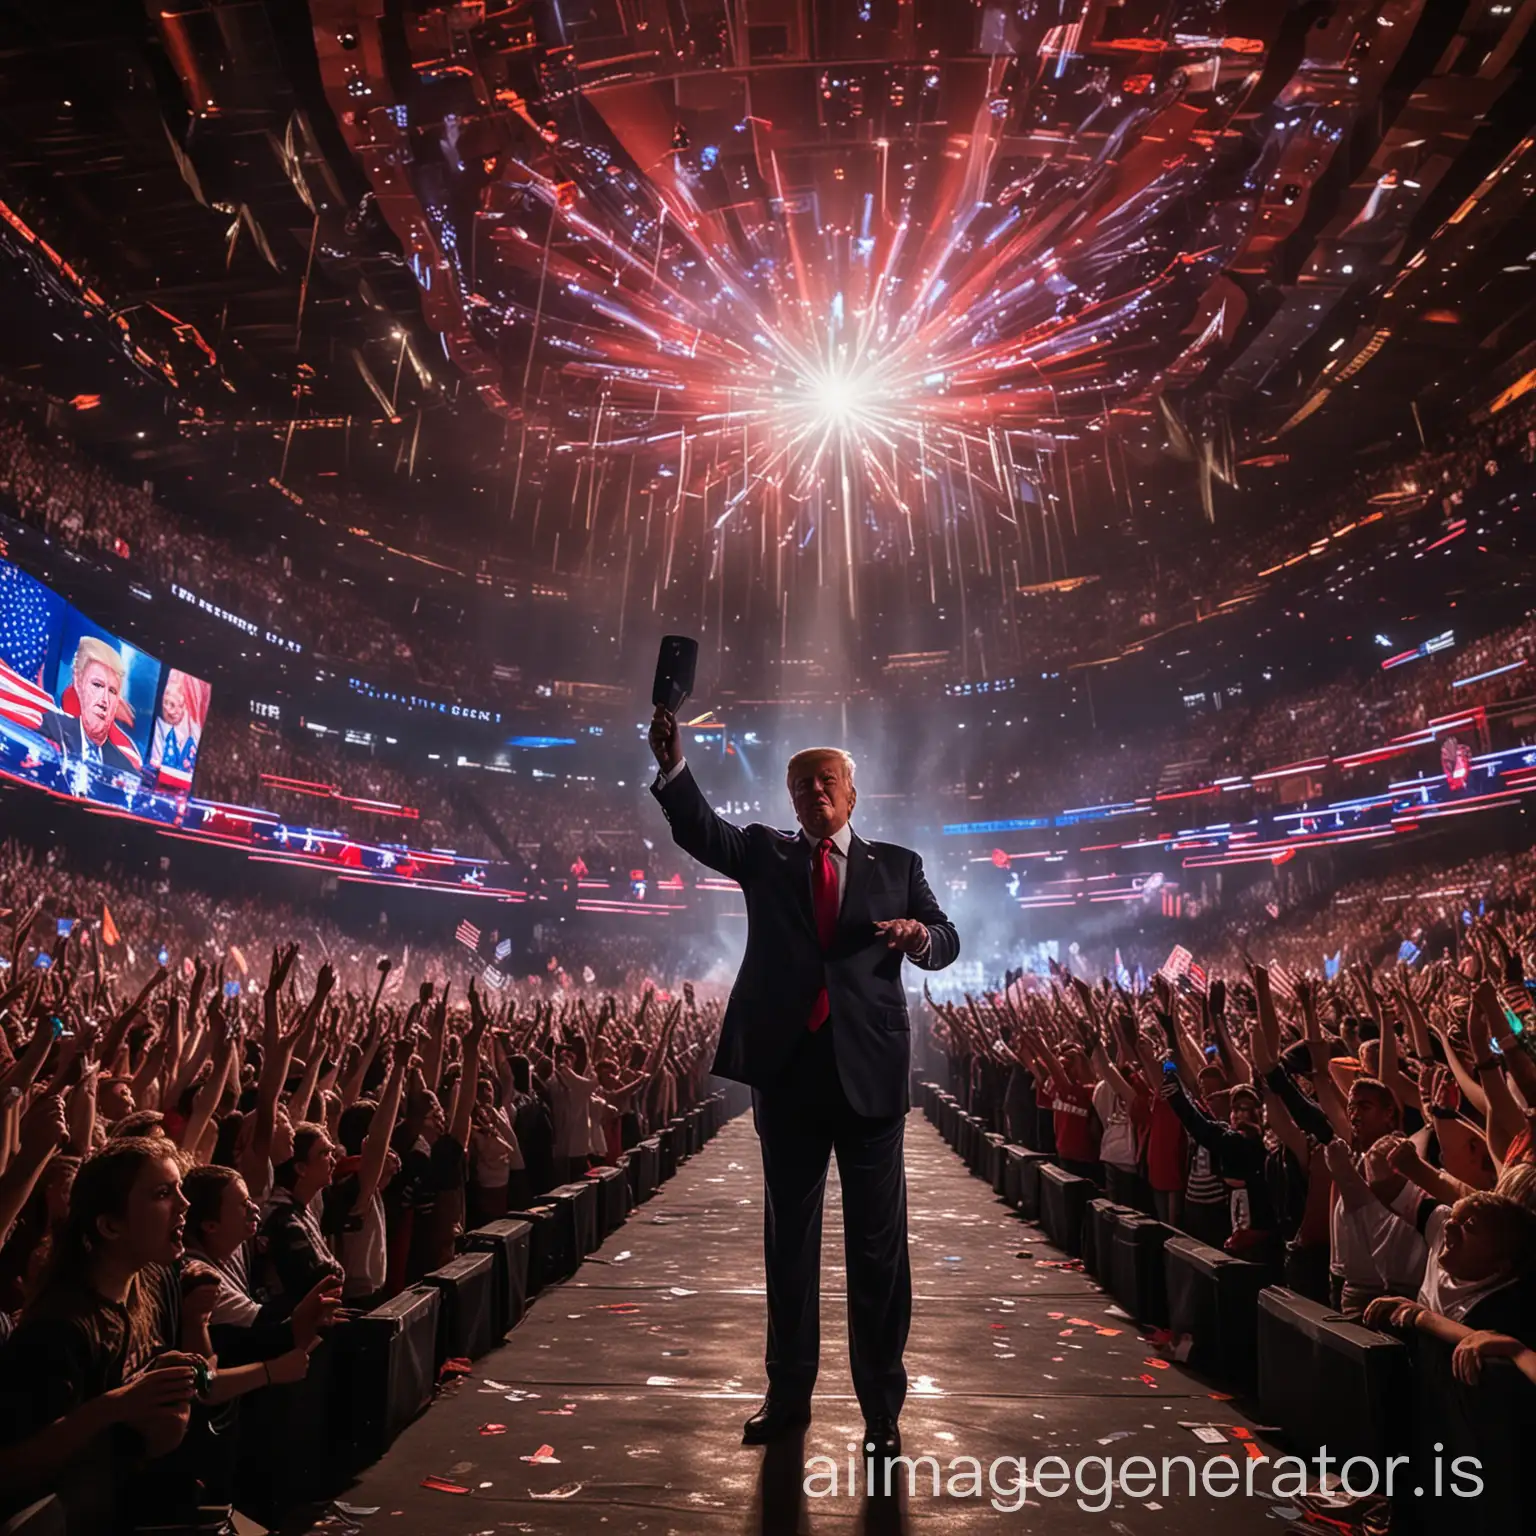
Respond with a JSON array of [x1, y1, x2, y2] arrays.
[[297, 1114, 1292, 1533]]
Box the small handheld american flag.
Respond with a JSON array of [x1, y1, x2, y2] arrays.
[[1269, 964, 1303, 1003], [1158, 945, 1192, 984], [455, 920, 481, 953]]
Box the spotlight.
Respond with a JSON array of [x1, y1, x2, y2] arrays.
[[812, 369, 859, 426]]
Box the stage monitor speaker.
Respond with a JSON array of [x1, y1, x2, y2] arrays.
[[464, 1218, 532, 1334], [426, 1251, 497, 1363], [652, 634, 698, 713]]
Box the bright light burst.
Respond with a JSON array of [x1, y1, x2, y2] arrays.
[[458, 53, 1250, 618], [804, 364, 874, 432]]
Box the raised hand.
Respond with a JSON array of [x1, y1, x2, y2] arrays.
[[18, 1087, 68, 1162], [267, 944, 298, 998], [648, 706, 681, 775]]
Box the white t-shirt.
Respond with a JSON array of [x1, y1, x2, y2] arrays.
[[472, 1105, 522, 1186], [1392, 1188, 1516, 1321], [336, 1189, 387, 1300], [1330, 1152, 1427, 1290], [550, 1067, 596, 1161], [186, 1240, 262, 1328], [1093, 1081, 1139, 1171]]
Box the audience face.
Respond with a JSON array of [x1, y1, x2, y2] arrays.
[[293, 1133, 338, 1201], [1347, 1083, 1398, 1150], [98, 1152, 190, 1270], [1228, 1091, 1263, 1135], [98, 1079, 134, 1121], [199, 1176, 260, 1261], [1438, 1197, 1531, 1284]]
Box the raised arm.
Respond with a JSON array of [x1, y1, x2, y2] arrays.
[[0, 1015, 55, 1102], [1090, 1011, 1142, 1112], [1208, 981, 1251, 1086], [1160, 1072, 1262, 1173], [356, 1038, 411, 1209], [1296, 979, 1353, 1142], [448, 986, 488, 1152], [1393, 971, 1436, 1067], [243, 945, 300, 1200], [1467, 983, 1526, 1164], [420, 984, 449, 1096], [0, 1091, 67, 1241], [647, 708, 750, 882], [96, 965, 169, 1077], [179, 1013, 236, 1158]]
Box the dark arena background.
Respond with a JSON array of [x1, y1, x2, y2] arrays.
[[1, 1, 1535, 1532]]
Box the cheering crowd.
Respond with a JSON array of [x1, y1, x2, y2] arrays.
[[928, 933, 1536, 1391], [0, 840, 722, 1533], [192, 717, 655, 880]]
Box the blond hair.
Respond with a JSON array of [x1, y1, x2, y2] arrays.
[[1496, 1161, 1536, 1213], [71, 636, 132, 727], [785, 747, 856, 786]]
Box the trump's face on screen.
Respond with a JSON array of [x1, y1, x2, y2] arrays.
[[77, 658, 123, 746], [786, 749, 856, 841]]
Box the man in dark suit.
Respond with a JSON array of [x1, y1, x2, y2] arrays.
[[649, 706, 959, 1459]]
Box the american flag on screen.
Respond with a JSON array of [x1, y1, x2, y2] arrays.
[[0, 565, 59, 732], [455, 920, 481, 953]]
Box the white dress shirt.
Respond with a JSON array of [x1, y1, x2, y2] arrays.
[[656, 758, 929, 958], [805, 819, 852, 910]]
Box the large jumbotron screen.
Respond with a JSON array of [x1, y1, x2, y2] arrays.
[[0, 557, 210, 804]]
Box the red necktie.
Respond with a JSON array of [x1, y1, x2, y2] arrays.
[[806, 837, 838, 1031]]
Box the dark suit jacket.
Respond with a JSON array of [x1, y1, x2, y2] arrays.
[[652, 765, 959, 1117], [40, 712, 139, 775]]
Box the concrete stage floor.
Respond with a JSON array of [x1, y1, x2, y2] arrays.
[[296, 1113, 1304, 1534]]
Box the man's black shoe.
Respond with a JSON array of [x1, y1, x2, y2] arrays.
[[863, 1415, 901, 1460], [742, 1397, 811, 1444]]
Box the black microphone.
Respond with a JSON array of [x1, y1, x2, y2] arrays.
[[652, 635, 698, 714]]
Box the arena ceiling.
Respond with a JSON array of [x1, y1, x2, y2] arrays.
[[2, 1, 1536, 659]]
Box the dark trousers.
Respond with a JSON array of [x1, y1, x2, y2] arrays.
[[1105, 1164, 1152, 1214], [1283, 1240, 1331, 1304], [1184, 1197, 1231, 1251], [752, 1021, 910, 1422]]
